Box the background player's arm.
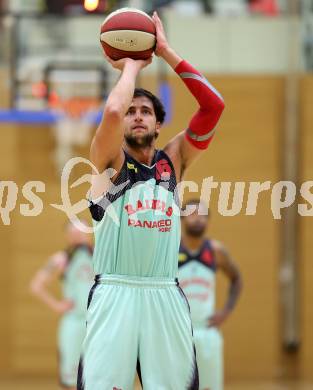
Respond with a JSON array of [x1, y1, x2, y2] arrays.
[[29, 251, 73, 314], [153, 12, 225, 178], [209, 240, 243, 327], [90, 56, 152, 174]]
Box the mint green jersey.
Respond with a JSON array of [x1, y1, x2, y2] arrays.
[[62, 245, 94, 317], [178, 240, 216, 327], [89, 150, 180, 278]]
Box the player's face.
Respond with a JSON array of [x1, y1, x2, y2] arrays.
[[124, 96, 161, 148], [182, 205, 209, 238]]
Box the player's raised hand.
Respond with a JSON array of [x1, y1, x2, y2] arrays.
[[103, 53, 152, 72], [152, 11, 170, 56]]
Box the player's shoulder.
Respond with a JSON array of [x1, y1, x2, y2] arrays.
[[163, 139, 179, 163], [51, 250, 67, 262], [210, 239, 227, 255], [45, 251, 68, 272]]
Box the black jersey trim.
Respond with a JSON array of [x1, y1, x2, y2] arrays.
[[89, 149, 179, 222], [178, 239, 216, 271]]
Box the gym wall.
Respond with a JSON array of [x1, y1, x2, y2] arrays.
[[0, 73, 312, 383]]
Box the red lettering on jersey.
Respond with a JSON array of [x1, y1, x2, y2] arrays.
[[186, 292, 209, 301], [136, 220, 143, 228], [180, 278, 211, 289], [125, 199, 171, 215], [155, 159, 172, 181], [128, 218, 135, 226], [125, 204, 135, 215], [143, 220, 152, 228], [128, 218, 172, 231], [166, 206, 173, 217]]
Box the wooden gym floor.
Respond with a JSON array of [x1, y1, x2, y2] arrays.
[[0, 378, 312, 390]]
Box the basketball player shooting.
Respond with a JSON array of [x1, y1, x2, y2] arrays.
[[78, 11, 224, 390], [178, 200, 243, 390]]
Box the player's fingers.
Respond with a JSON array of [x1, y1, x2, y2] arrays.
[[141, 56, 152, 68], [155, 12, 164, 30], [153, 11, 161, 26]]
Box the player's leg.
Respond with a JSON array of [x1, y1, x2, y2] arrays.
[[58, 317, 85, 389], [77, 282, 139, 390], [139, 284, 199, 389], [194, 327, 223, 390]]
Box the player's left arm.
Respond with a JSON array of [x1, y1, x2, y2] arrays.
[[153, 12, 225, 178], [209, 240, 243, 328]]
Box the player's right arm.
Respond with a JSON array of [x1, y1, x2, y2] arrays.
[[90, 56, 152, 174], [209, 240, 243, 327], [29, 251, 73, 314]]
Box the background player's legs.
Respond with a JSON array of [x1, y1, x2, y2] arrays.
[[78, 283, 140, 390], [139, 286, 198, 390], [58, 317, 86, 389], [194, 327, 223, 390]]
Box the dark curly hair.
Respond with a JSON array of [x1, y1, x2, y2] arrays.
[[133, 88, 166, 124]]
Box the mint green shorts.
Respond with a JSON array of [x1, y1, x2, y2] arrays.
[[193, 327, 223, 390], [78, 275, 198, 389]]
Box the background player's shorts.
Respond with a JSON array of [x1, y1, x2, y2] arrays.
[[78, 275, 199, 390], [58, 315, 86, 387], [193, 327, 223, 390]]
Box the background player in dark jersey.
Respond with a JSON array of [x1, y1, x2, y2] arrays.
[[178, 199, 243, 390], [80, 11, 224, 389], [30, 221, 94, 390]]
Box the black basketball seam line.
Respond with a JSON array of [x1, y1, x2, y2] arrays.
[[101, 41, 154, 54], [101, 28, 155, 34]]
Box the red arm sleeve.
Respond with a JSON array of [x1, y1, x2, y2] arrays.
[[175, 60, 225, 149]]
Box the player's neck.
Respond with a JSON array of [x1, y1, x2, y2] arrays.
[[183, 236, 205, 252], [124, 144, 156, 166]]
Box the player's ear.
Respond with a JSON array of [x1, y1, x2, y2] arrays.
[[155, 121, 161, 136]]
